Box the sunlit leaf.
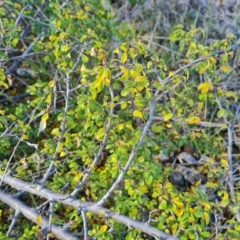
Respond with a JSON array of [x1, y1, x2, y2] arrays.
[[186, 115, 201, 124], [221, 65, 232, 73], [121, 52, 128, 64], [113, 48, 119, 54], [121, 102, 127, 109], [39, 113, 49, 134], [163, 112, 173, 121], [198, 82, 212, 94], [98, 225, 108, 234], [36, 215, 42, 224], [133, 110, 143, 119]]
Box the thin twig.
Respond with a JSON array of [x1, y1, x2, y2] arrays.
[[81, 210, 88, 240]]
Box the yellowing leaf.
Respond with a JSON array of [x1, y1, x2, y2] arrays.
[[198, 82, 212, 94], [48, 80, 55, 88], [80, 64, 89, 72], [57, 142, 63, 153], [12, 38, 18, 47], [201, 202, 211, 211], [138, 185, 148, 192], [90, 87, 97, 99], [60, 151, 67, 157], [60, 62, 67, 67], [61, 44, 70, 52], [125, 122, 133, 131], [186, 115, 201, 124], [104, 68, 111, 80], [133, 110, 143, 119], [206, 182, 218, 188], [59, 32, 67, 39], [22, 134, 29, 140], [0, 110, 5, 115], [113, 48, 119, 54], [163, 112, 173, 121], [81, 78, 87, 84], [121, 52, 128, 64], [39, 113, 49, 134], [36, 215, 42, 224], [90, 47, 96, 56], [119, 66, 129, 81], [171, 223, 178, 235], [117, 124, 124, 131], [221, 65, 232, 73], [121, 102, 127, 109], [203, 212, 210, 225], [104, 78, 110, 86], [166, 123, 172, 128], [95, 128, 105, 140], [221, 159, 229, 167], [49, 35, 58, 41], [168, 71, 174, 77]]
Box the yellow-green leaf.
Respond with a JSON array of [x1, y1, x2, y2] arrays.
[[133, 110, 143, 119], [221, 65, 232, 73], [205, 182, 218, 188], [121, 52, 128, 64], [61, 44, 70, 52], [104, 67, 111, 80], [121, 102, 127, 109], [49, 35, 58, 41], [90, 86, 97, 99], [36, 215, 42, 224], [82, 54, 89, 63], [113, 48, 119, 54], [186, 115, 201, 124], [12, 38, 19, 47], [39, 113, 49, 134], [104, 78, 110, 86], [95, 128, 105, 140], [90, 47, 96, 56], [203, 212, 210, 225], [198, 82, 212, 94], [48, 80, 55, 88], [119, 66, 129, 81], [163, 112, 173, 121]]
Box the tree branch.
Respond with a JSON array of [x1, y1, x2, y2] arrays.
[[0, 174, 179, 240], [0, 190, 78, 240]]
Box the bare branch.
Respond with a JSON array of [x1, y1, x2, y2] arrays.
[[0, 174, 179, 240], [0, 190, 79, 240]]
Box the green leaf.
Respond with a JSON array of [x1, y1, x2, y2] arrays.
[[82, 54, 89, 63], [145, 173, 154, 186], [217, 109, 228, 118], [121, 88, 130, 97], [159, 199, 167, 210]]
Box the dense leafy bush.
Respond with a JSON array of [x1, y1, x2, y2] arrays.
[[0, 0, 240, 239]]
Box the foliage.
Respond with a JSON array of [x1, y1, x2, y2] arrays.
[[0, 0, 240, 239]]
